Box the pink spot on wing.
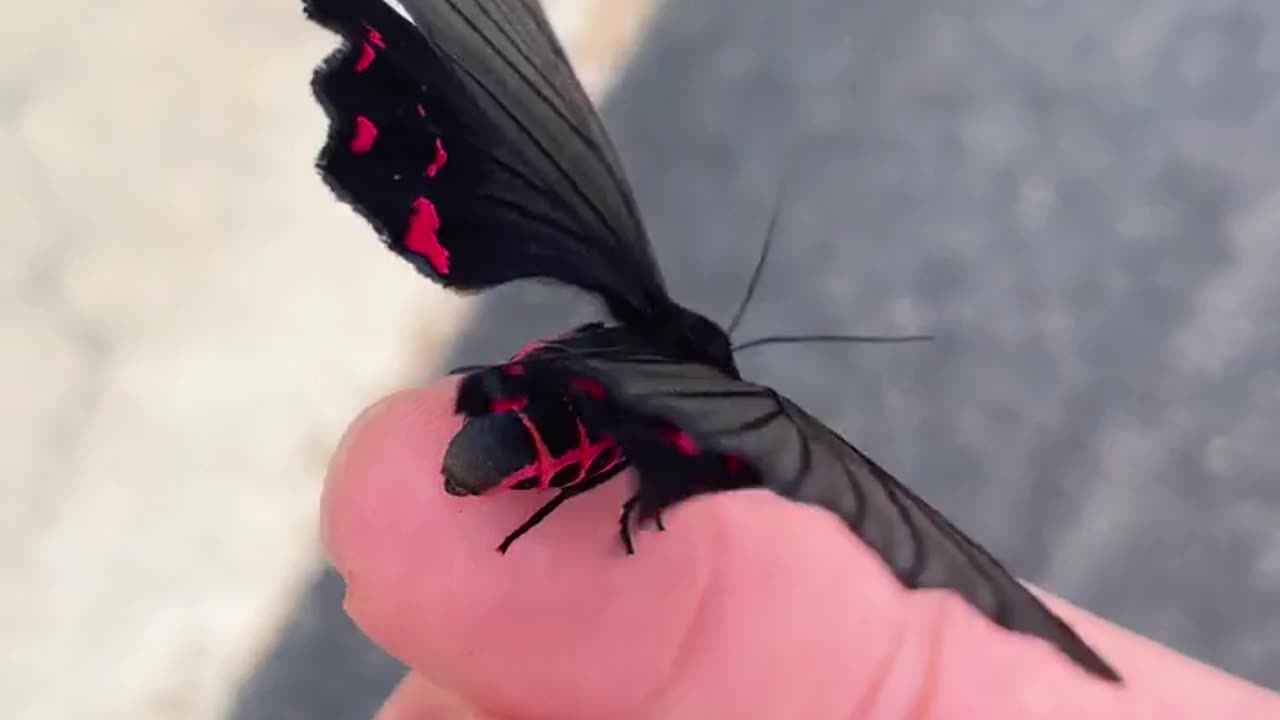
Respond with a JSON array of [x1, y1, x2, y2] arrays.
[[416, 104, 426, 117], [425, 138, 448, 177], [355, 27, 386, 73], [349, 115, 377, 153], [490, 397, 527, 413], [666, 429, 699, 456], [355, 43, 376, 72], [569, 377, 605, 400], [404, 198, 449, 274]]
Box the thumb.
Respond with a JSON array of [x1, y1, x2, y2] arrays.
[[323, 382, 1279, 719]]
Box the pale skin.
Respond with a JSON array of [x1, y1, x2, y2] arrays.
[[322, 379, 1280, 719]]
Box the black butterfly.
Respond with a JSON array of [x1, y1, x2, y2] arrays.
[[304, 0, 1120, 682]]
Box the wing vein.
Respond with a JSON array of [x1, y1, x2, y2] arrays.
[[704, 408, 785, 437], [769, 393, 812, 495], [434, 2, 635, 247], [466, 0, 639, 213]]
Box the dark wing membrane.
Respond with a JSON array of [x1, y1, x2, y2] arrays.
[[305, 0, 669, 317], [532, 335, 1118, 681], [764, 399, 1121, 682]]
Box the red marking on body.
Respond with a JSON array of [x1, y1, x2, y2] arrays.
[[724, 455, 741, 475], [416, 104, 427, 117], [404, 198, 449, 274], [349, 115, 377, 153], [568, 377, 605, 400], [491, 414, 623, 493], [490, 397, 526, 413], [425, 138, 448, 177], [502, 363, 525, 376], [365, 26, 386, 48], [666, 429, 699, 456]]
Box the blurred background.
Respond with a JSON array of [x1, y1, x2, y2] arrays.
[[4, 0, 1279, 718]]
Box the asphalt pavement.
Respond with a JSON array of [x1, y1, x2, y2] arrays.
[[231, 0, 1280, 715]]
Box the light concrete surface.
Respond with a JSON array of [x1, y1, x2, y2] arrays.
[[0, 1, 656, 718]]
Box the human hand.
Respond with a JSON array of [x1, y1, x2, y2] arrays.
[[322, 379, 1280, 719]]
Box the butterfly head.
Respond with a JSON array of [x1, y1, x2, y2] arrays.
[[664, 304, 740, 379]]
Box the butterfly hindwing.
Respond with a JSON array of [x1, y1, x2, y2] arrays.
[[306, 0, 670, 316], [500, 325, 1118, 681]]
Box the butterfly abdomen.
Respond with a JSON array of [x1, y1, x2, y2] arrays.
[[443, 366, 626, 496]]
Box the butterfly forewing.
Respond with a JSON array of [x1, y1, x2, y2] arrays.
[[306, 0, 669, 315]]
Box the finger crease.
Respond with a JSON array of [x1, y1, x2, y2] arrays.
[[848, 592, 952, 720], [631, 511, 722, 716], [845, 607, 910, 719]]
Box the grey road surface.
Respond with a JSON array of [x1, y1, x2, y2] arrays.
[[231, 0, 1280, 715]]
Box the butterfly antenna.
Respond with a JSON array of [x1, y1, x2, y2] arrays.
[[733, 333, 934, 353], [726, 184, 788, 337]]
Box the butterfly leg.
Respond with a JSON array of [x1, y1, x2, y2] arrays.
[[496, 474, 613, 554], [618, 496, 638, 555], [618, 496, 665, 552]]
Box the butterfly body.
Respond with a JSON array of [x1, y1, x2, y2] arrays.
[[444, 320, 741, 496], [441, 338, 630, 498], [305, 0, 1121, 681]]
